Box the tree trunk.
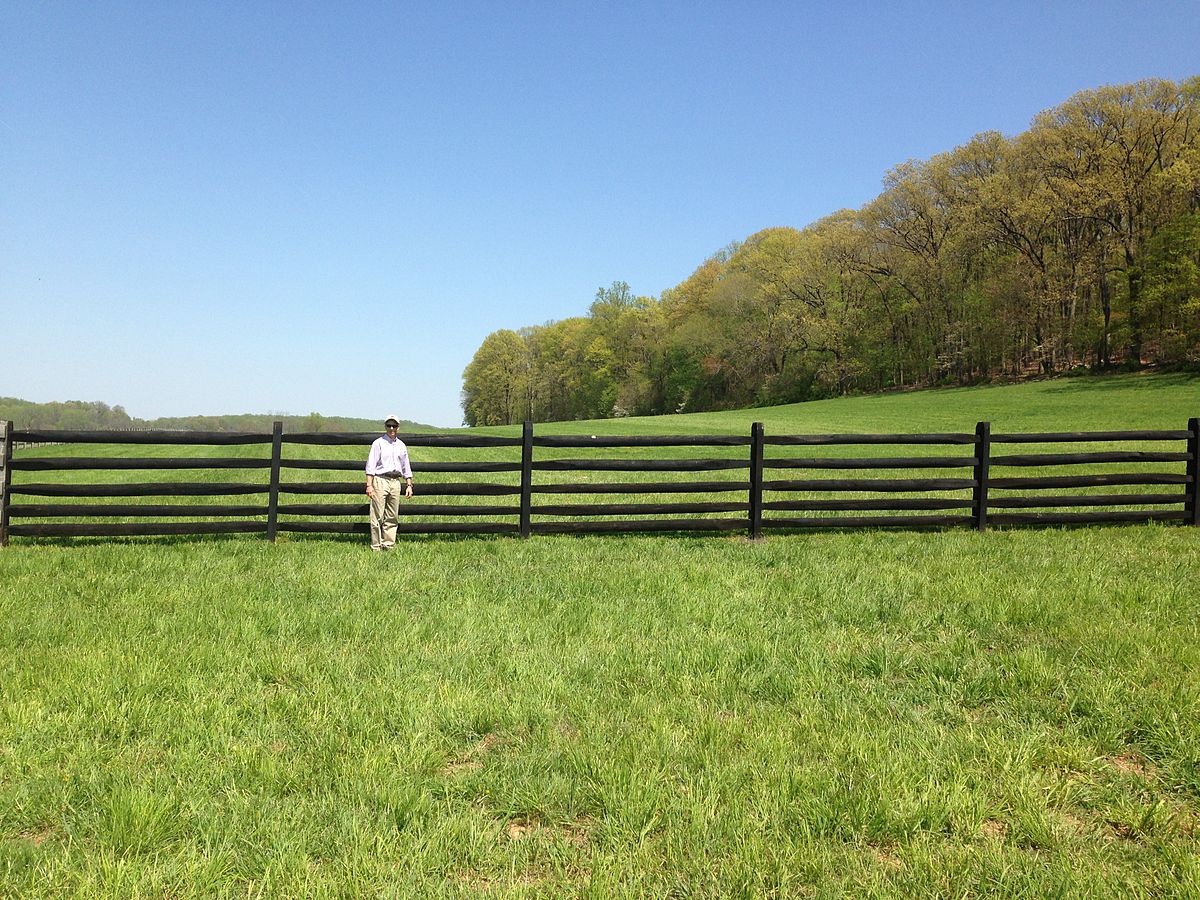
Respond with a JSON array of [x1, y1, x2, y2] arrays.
[[1126, 245, 1143, 364], [1098, 265, 1112, 368]]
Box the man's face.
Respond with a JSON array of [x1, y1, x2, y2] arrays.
[[385, 422, 399, 435]]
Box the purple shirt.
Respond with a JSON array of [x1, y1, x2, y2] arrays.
[[365, 435, 412, 477]]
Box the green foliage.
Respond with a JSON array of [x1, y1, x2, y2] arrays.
[[463, 77, 1200, 425], [0, 398, 414, 433], [0, 399, 135, 431], [461, 329, 530, 426], [462, 283, 668, 424], [1142, 212, 1200, 361]]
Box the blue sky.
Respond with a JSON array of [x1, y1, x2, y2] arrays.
[[2, 2, 1197, 426]]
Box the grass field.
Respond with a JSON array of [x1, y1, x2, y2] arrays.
[[2, 373, 1199, 897], [478, 370, 1199, 437]]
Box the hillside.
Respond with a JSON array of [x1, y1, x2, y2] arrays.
[[2, 372, 1195, 440], [495, 371, 1200, 437]]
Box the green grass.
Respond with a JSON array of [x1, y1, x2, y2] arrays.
[[517, 370, 1200, 436], [2, 373, 1199, 896], [2, 532, 1198, 896]]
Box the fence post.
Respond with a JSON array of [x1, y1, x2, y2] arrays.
[[1187, 417, 1199, 527], [973, 421, 991, 532], [266, 421, 283, 542], [0, 421, 12, 547], [520, 420, 533, 538], [749, 422, 764, 540]]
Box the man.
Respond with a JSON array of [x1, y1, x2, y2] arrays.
[[365, 414, 413, 551]]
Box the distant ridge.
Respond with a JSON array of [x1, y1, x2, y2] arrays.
[[0, 398, 428, 432]]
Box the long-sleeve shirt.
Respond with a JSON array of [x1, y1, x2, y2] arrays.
[[365, 435, 412, 478]]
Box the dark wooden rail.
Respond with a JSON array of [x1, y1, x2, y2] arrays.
[[0, 418, 1196, 544]]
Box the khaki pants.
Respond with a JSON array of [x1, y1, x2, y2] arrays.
[[370, 475, 404, 549]]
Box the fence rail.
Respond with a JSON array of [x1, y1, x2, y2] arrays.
[[1, 418, 1197, 544]]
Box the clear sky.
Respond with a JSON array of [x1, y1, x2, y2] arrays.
[[2, 2, 1197, 426]]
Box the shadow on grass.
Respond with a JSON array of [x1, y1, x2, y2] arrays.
[[11, 517, 1195, 550], [1038, 371, 1200, 395]]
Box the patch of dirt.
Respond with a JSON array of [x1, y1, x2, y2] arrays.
[[1054, 810, 1088, 835], [506, 818, 537, 840], [1103, 820, 1139, 842], [980, 819, 1009, 840], [457, 869, 552, 891], [18, 825, 57, 847], [499, 814, 594, 849], [456, 871, 494, 891], [1109, 752, 1153, 779], [442, 757, 483, 777], [442, 732, 508, 777], [867, 843, 902, 870], [1173, 806, 1198, 837], [557, 817, 593, 848], [1098, 801, 1196, 841], [477, 732, 506, 752]]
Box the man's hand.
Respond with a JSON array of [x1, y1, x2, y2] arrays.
[[404, 484, 413, 499]]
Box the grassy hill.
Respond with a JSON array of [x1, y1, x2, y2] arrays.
[[1, 373, 1198, 896], [6, 371, 1197, 438], [506, 371, 1200, 436]]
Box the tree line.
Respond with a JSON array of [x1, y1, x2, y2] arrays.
[[462, 77, 1200, 426], [0, 398, 415, 433]]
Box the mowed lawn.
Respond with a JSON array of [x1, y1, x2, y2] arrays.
[[1, 373, 1199, 897]]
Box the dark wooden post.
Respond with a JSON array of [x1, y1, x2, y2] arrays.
[[1187, 417, 1199, 527], [520, 420, 533, 538], [749, 422, 764, 540], [266, 421, 283, 542], [0, 421, 13, 547], [973, 421, 991, 532]]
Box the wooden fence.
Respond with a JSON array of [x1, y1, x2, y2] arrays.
[[1, 418, 1197, 544]]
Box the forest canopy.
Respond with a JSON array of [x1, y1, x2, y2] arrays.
[[462, 77, 1200, 426]]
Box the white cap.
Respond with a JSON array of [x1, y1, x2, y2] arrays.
[[384, 414, 401, 425]]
